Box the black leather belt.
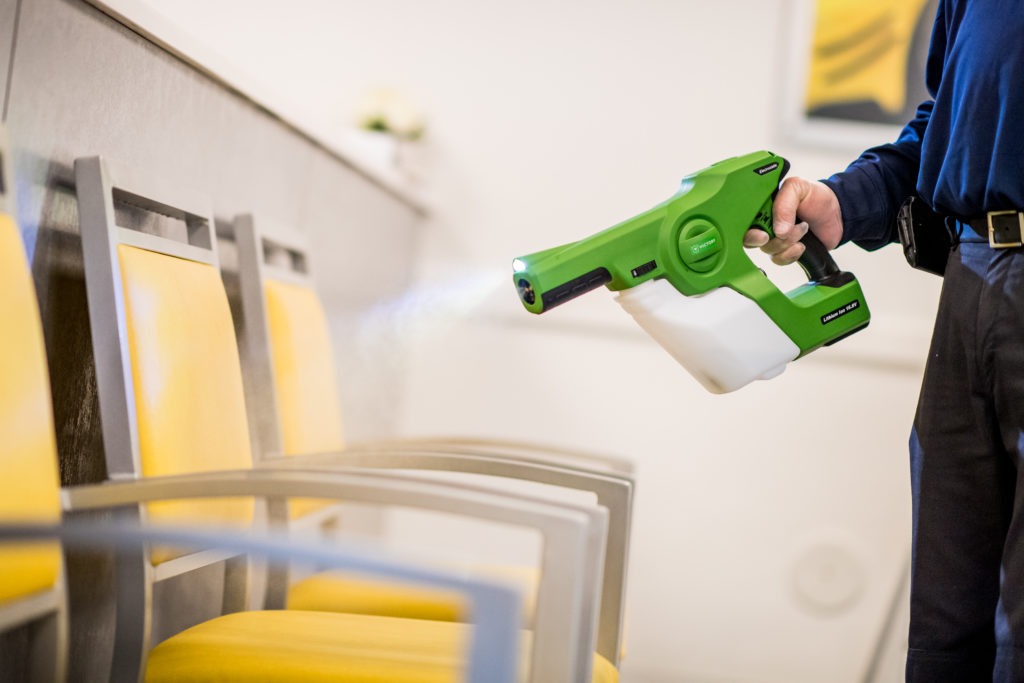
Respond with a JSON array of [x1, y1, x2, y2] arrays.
[[962, 210, 1024, 248]]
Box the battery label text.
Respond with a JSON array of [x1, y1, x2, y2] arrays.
[[821, 299, 860, 325]]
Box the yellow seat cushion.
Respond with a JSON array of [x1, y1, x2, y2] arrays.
[[287, 565, 539, 624], [0, 215, 62, 604], [119, 245, 255, 562], [287, 572, 468, 622], [145, 610, 618, 683]]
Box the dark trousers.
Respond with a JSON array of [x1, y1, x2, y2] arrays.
[[907, 240, 1024, 682]]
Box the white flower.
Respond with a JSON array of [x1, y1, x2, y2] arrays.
[[355, 88, 425, 140]]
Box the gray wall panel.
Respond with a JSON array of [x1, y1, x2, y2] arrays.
[[8, 0, 315, 245], [306, 147, 420, 306], [304, 147, 422, 439], [207, 90, 318, 226]]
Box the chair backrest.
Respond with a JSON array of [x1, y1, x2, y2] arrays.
[[76, 156, 255, 540], [74, 154, 261, 667], [0, 137, 69, 681], [229, 214, 345, 461]]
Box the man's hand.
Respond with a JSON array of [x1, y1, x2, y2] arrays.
[[743, 177, 844, 265]]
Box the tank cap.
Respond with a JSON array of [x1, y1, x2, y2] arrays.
[[678, 219, 722, 273]]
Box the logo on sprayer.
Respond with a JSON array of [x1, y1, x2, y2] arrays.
[[689, 237, 718, 257], [821, 299, 861, 325], [754, 162, 780, 176]]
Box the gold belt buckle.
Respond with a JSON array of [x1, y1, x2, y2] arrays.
[[988, 210, 1024, 248]]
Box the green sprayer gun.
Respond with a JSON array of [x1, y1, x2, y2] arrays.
[[511, 151, 870, 393]]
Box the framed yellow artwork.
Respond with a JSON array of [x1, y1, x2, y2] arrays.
[[783, 0, 938, 147]]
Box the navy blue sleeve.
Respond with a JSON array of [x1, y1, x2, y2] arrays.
[[821, 105, 931, 250], [819, 2, 947, 251]]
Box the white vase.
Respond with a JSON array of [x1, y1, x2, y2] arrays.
[[344, 129, 400, 170]]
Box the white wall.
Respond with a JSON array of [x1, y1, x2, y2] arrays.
[[139, 1, 943, 680]]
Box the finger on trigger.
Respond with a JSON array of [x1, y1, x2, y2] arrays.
[[744, 229, 769, 248], [771, 241, 805, 266]]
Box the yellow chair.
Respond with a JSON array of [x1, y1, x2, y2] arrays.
[[72, 155, 617, 682], [225, 214, 633, 666]]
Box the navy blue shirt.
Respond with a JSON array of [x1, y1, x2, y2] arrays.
[[823, 0, 1024, 250]]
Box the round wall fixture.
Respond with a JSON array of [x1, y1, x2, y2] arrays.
[[792, 541, 865, 616]]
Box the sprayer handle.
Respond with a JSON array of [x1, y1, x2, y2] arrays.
[[797, 229, 841, 283]]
